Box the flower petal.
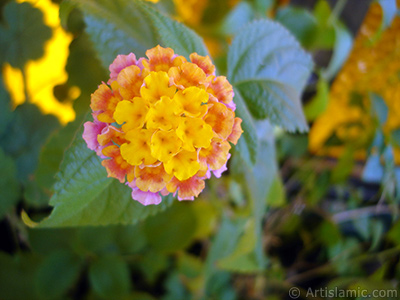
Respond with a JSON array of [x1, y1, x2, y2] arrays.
[[228, 117, 243, 145], [150, 130, 182, 162], [176, 117, 214, 152], [120, 129, 157, 166], [114, 98, 150, 131], [167, 176, 205, 201], [204, 100, 235, 139], [168, 62, 207, 90], [146, 96, 181, 130], [140, 71, 176, 104], [190, 53, 215, 76], [90, 83, 121, 123], [108, 53, 137, 83], [172, 86, 208, 118], [163, 150, 200, 181]]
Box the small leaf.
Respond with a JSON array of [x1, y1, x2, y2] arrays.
[[35, 250, 82, 299], [228, 19, 312, 132], [304, 75, 329, 121], [89, 255, 131, 299], [0, 1, 52, 68]]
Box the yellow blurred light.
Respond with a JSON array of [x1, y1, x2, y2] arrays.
[[3, 0, 77, 124]]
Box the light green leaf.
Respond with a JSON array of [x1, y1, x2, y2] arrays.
[[266, 174, 286, 208], [218, 220, 261, 273], [228, 19, 312, 132], [370, 92, 388, 126], [304, 75, 329, 121], [322, 22, 353, 80], [219, 2, 255, 36], [35, 250, 82, 299], [362, 153, 384, 183], [0, 148, 19, 219], [138, 0, 208, 58], [377, 0, 397, 28], [37, 130, 173, 227], [89, 255, 131, 299], [0, 1, 52, 68]]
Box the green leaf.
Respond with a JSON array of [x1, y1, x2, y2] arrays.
[[0, 148, 20, 218], [0, 1, 52, 68], [0, 253, 42, 300], [35, 117, 83, 192], [362, 153, 384, 183], [35, 250, 82, 299], [0, 74, 13, 137], [219, 2, 255, 36], [70, 0, 157, 67], [310, 0, 335, 49], [144, 202, 197, 253], [275, 6, 317, 47], [89, 255, 131, 299], [0, 103, 60, 181], [266, 174, 286, 208], [218, 220, 261, 273], [322, 23, 353, 80], [304, 75, 329, 121], [233, 89, 258, 166], [377, 0, 397, 28], [228, 19, 312, 132], [74, 0, 208, 68], [370, 92, 388, 126], [138, 0, 209, 58], [37, 129, 173, 227]]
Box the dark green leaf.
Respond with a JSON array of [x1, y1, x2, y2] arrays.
[[0, 1, 52, 68], [0, 148, 19, 218], [0, 103, 60, 181], [35, 250, 82, 299], [144, 201, 197, 253], [228, 19, 312, 132], [275, 6, 317, 47], [0, 253, 42, 300], [89, 255, 131, 299]]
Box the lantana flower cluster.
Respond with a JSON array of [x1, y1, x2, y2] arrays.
[[83, 45, 242, 205]]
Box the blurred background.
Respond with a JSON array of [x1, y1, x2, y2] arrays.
[[1, 0, 400, 299]]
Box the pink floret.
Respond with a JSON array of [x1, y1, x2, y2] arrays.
[[108, 53, 137, 83], [127, 181, 162, 205]]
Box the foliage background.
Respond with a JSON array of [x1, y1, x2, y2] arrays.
[[0, 0, 400, 299]]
